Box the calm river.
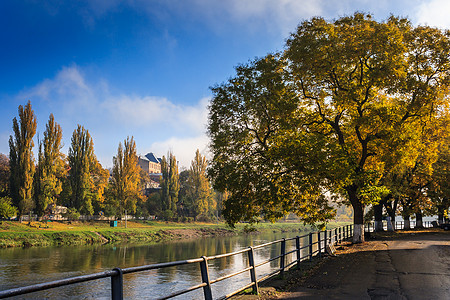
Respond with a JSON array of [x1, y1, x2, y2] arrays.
[[0, 229, 313, 299]]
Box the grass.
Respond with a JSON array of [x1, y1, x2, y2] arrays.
[[0, 220, 350, 248]]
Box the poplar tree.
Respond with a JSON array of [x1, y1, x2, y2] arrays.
[[9, 101, 37, 218], [67, 125, 96, 215], [160, 152, 179, 219], [112, 136, 142, 215], [34, 114, 65, 216], [188, 149, 215, 220], [91, 159, 110, 213], [169, 153, 179, 214], [160, 156, 170, 213]]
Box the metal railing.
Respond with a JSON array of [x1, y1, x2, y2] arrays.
[[0, 225, 353, 300], [364, 221, 433, 232]]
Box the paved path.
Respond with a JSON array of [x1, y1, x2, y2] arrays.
[[276, 232, 450, 300]]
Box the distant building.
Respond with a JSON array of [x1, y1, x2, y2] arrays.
[[138, 153, 163, 194], [138, 152, 162, 174]]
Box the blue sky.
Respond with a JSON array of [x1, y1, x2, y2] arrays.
[[1, 0, 449, 169]]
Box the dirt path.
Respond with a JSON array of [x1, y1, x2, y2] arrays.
[[266, 230, 450, 300]]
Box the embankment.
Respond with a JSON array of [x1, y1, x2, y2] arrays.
[[0, 221, 341, 248]]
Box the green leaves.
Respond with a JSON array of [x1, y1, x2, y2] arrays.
[[112, 136, 142, 215], [160, 152, 179, 219], [9, 101, 37, 217], [35, 114, 64, 216], [208, 13, 450, 231], [67, 125, 106, 216], [0, 197, 18, 219]]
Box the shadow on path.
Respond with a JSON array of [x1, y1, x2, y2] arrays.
[[256, 231, 450, 300]]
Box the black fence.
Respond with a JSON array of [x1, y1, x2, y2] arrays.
[[0, 225, 353, 300], [364, 221, 433, 232]]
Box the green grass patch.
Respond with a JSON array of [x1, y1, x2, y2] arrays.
[[0, 220, 350, 248]]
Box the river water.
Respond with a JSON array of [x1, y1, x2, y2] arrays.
[[0, 229, 314, 299]]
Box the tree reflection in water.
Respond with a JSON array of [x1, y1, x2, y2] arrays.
[[0, 229, 311, 299]]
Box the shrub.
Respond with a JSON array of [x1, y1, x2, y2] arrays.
[[64, 208, 80, 221], [0, 197, 18, 219]]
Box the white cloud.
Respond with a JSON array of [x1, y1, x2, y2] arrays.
[[17, 66, 210, 169], [224, 0, 324, 33], [104, 95, 209, 134], [132, 0, 324, 37], [149, 135, 210, 170], [24, 66, 91, 99], [415, 0, 450, 28], [19, 66, 96, 116]]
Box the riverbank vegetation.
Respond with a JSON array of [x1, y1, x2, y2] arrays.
[[0, 220, 348, 248], [1, 13, 449, 246], [1, 103, 220, 224]]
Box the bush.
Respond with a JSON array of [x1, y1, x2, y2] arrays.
[[0, 197, 17, 219], [161, 209, 174, 221], [243, 224, 257, 233], [64, 208, 80, 221]]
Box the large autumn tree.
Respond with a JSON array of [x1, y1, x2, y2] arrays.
[[208, 14, 450, 242], [9, 101, 37, 218], [209, 54, 334, 226]]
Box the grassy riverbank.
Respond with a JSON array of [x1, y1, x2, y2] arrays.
[[0, 220, 348, 248]]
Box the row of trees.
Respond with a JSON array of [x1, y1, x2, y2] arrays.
[[3, 101, 111, 219], [1, 101, 219, 221], [208, 13, 450, 242], [151, 149, 218, 221]]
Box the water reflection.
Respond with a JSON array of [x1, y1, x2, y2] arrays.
[[0, 229, 313, 299]]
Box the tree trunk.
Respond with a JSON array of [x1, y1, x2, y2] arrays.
[[437, 205, 445, 225], [386, 216, 394, 231], [347, 186, 364, 243], [374, 203, 384, 232], [404, 215, 411, 230], [415, 212, 423, 228], [438, 213, 444, 225], [383, 199, 397, 232]]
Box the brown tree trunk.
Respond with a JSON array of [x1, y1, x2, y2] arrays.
[[374, 203, 384, 232], [415, 212, 423, 228], [437, 205, 445, 225], [347, 185, 364, 243], [383, 197, 397, 231], [403, 216, 411, 230], [438, 213, 444, 225]]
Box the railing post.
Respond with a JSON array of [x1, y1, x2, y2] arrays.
[[309, 232, 313, 260], [338, 227, 342, 243], [334, 228, 337, 244], [247, 247, 259, 295], [280, 238, 286, 278], [318, 231, 322, 258], [111, 268, 123, 300], [200, 256, 213, 300], [324, 230, 328, 255], [296, 236, 301, 268]]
